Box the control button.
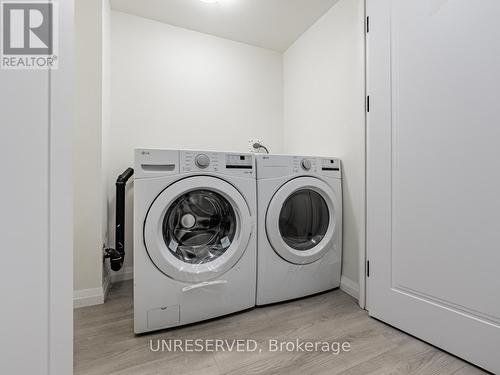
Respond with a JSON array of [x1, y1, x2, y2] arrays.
[[301, 159, 312, 171], [195, 154, 210, 169]]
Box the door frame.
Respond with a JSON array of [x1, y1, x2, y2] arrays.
[[358, 0, 368, 310], [48, 0, 74, 373]]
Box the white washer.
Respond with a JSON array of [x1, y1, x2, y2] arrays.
[[256, 154, 342, 305], [134, 149, 256, 333]]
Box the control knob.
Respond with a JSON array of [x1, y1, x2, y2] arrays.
[[195, 154, 210, 169], [301, 159, 312, 171]]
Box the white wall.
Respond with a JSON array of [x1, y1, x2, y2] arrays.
[[283, 0, 365, 298], [109, 11, 284, 274], [74, 0, 106, 304]]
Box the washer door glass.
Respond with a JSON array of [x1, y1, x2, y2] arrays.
[[163, 190, 236, 264], [144, 176, 252, 283], [279, 189, 329, 251]]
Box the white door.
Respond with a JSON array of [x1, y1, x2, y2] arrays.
[[144, 176, 252, 282], [366, 0, 500, 373]]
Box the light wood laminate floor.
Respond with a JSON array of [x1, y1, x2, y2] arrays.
[[74, 281, 487, 375]]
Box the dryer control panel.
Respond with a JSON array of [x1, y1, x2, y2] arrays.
[[292, 156, 320, 174], [291, 156, 340, 176], [256, 154, 341, 180]]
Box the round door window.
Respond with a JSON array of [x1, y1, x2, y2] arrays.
[[163, 190, 237, 264], [279, 189, 330, 251], [144, 176, 252, 282]]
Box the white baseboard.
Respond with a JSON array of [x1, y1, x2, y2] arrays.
[[340, 275, 360, 300], [74, 272, 113, 309], [73, 286, 105, 308], [110, 266, 134, 283]]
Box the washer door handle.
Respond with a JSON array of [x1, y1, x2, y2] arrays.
[[182, 280, 228, 292]]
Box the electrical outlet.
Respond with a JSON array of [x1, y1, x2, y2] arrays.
[[248, 138, 263, 153]]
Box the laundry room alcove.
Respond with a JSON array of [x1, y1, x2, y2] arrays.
[[73, 0, 366, 309]]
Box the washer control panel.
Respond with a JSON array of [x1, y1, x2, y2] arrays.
[[181, 151, 253, 175], [321, 158, 340, 171], [226, 154, 253, 169], [183, 151, 220, 172]]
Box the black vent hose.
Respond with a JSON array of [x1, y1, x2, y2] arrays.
[[105, 168, 134, 271]]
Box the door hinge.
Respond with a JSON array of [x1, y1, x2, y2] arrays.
[[366, 95, 370, 113], [366, 16, 369, 33], [366, 260, 370, 277]]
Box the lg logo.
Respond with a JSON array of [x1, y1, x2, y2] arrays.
[[1, 1, 58, 69]]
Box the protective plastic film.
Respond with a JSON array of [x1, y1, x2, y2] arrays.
[[163, 190, 236, 264]]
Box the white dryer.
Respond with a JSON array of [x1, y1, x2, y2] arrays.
[[134, 149, 256, 333], [256, 154, 342, 305]]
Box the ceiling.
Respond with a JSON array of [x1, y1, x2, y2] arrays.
[[110, 0, 340, 52]]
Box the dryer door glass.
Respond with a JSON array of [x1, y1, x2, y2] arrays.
[[279, 189, 329, 251], [163, 190, 237, 264]]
